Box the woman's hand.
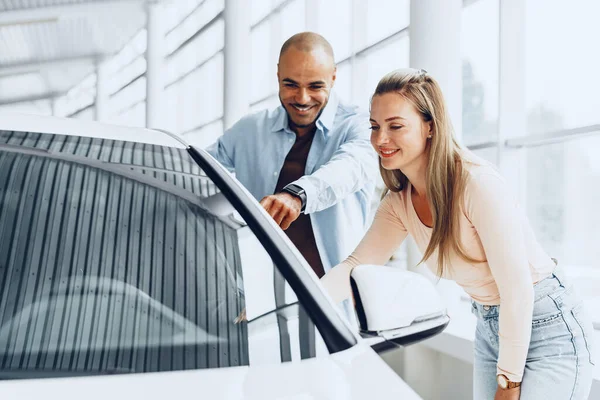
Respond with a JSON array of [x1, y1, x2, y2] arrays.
[[494, 387, 520, 400], [320, 263, 355, 304]]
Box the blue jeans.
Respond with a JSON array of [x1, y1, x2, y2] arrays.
[[472, 266, 596, 400]]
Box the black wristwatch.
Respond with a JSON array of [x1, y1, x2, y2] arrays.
[[282, 184, 307, 212]]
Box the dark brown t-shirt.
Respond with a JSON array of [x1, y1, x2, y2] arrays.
[[275, 132, 325, 278]]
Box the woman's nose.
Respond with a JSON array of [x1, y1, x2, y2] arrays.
[[373, 129, 390, 146]]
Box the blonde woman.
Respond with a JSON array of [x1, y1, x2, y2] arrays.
[[321, 69, 595, 400]]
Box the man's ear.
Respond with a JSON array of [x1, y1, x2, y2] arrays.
[[331, 66, 337, 88]]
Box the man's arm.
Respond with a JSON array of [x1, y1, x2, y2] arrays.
[[205, 117, 252, 173], [292, 117, 377, 214]]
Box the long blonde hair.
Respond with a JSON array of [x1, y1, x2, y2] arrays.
[[373, 68, 482, 276]]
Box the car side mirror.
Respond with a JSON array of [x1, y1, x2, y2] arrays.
[[350, 265, 449, 346]]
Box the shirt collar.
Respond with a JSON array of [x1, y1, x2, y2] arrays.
[[316, 91, 338, 132], [271, 91, 339, 133]]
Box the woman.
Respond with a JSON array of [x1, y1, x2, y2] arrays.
[[321, 68, 595, 400]]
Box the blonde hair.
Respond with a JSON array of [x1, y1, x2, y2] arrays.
[[373, 68, 482, 276]]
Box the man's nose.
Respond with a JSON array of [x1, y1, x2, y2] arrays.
[[295, 88, 310, 104]]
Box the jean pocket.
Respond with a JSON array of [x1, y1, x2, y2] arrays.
[[571, 304, 596, 366], [532, 295, 564, 328], [531, 312, 563, 328]]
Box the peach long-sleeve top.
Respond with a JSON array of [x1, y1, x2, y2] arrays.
[[341, 162, 555, 382]]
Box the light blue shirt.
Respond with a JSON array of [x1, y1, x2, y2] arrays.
[[206, 93, 377, 273]]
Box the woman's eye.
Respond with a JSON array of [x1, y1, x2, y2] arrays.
[[390, 125, 404, 130], [369, 126, 379, 131]]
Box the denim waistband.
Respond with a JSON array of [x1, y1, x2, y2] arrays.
[[471, 259, 567, 320]]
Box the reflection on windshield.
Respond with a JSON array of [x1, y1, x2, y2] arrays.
[[0, 136, 249, 378], [0, 277, 225, 354]]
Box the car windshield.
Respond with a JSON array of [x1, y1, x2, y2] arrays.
[[0, 130, 252, 378]]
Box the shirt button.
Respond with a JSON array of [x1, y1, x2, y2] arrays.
[[483, 305, 491, 311], [273, 172, 278, 176]]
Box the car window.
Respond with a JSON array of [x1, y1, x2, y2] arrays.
[[0, 130, 328, 379]]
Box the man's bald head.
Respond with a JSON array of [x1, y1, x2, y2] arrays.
[[276, 32, 336, 136], [279, 32, 335, 64]]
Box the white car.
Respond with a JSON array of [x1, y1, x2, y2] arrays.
[[0, 114, 449, 399]]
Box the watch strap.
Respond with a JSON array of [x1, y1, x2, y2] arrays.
[[282, 184, 306, 212]]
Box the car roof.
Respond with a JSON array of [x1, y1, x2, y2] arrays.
[[0, 112, 188, 149], [0, 113, 217, 202]]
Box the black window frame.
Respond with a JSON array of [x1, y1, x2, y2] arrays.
[[185, 145, 357, 354]]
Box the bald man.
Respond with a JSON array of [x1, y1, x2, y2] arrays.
[[207, 32, 376, 279]]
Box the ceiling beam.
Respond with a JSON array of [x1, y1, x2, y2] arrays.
[[0, 91, 62, 106], [0, 0, 148, 27], [0, 54, 102, 77]]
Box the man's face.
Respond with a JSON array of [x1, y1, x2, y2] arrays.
[[277, 47, 336, 131]]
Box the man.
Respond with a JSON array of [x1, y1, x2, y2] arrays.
[[207, 32, 376, 279]]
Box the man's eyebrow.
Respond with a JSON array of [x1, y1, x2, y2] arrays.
[[281, 78, 326, 86]]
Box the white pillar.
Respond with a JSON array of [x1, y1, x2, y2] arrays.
[[270, 3, 282, 97], [224, 0, 250, 129], [409, 0, 463, 308], [145, 0, 165, 129], [350, 0, 368, 106], [50, 97, 58, 117], [498, 0, 527, 203], [95, 59, 110, 122], [410, 0, 462, 139], [305, 0, 320, 32]]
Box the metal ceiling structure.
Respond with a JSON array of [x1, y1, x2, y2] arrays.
[[0, 0, 149, 105]]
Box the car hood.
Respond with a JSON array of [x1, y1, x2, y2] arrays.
[[0, 343, 421, 399]]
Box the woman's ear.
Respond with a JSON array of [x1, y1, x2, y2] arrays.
[[425, 121, 433, 139]]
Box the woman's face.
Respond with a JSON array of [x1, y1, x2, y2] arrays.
[[369, 92, 431, 171]]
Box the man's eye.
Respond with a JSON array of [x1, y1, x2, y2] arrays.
[[310, 86, 324, 90]]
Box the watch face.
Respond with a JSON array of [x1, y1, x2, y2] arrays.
[[497, 374, 508, 389]]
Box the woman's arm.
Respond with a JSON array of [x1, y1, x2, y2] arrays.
[[465, 172, 534, 383], [320, 191, 409, 303]]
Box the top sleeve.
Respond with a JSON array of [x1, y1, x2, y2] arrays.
[[464, 171, 534, 382], [320, 192, 409, 304], [343, 191, 409, 269]]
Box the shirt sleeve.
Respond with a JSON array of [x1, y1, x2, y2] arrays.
[[320, 192, 409, 303], [205, 116, 252, 173], [292, 114, 378, 214], [465, 172, 534, 382]]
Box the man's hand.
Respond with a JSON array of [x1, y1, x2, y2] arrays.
[[234, 308, 247, 324], [494, 387, 520, 400], [259, 192, 302, 230]]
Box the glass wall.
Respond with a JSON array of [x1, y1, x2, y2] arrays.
[[461, 0, 499, 146], [0, 0, 597, 326]]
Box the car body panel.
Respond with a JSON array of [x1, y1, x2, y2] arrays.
[[0, 343, 420, 399], [0, 112, 185, 148]]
